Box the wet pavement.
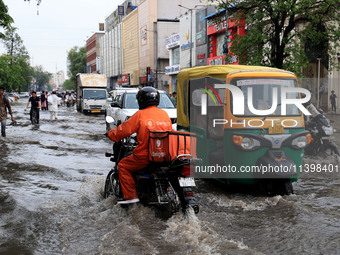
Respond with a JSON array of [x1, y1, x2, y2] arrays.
[[0, 99, 339, 255]]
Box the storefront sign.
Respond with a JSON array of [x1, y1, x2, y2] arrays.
[[141, 26, 147, 46], [118, 74, 130, 85], [181, 42, 194, 51], [208, 20, 227, 35], [208, 56, 224, 66], [165, 65, 180, 75], [197, 54, 205, 59], [166, 34, 180, 49], [118, 6, 124, 15]]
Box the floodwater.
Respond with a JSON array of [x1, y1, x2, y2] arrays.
[[0, 99, 339, 255]]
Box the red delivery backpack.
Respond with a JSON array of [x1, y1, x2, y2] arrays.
[[149, 130, 197, 163]]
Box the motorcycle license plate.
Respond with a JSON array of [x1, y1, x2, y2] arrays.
[[178, 177, 196, 187], [269, 124, 284, 134]]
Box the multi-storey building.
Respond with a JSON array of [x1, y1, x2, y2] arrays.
[[100, 0, 203, 91], [86, 32, 104, 73]]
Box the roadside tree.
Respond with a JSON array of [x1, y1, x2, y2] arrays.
[[67, 46, 86, 86], [210, 0, 340, 76]]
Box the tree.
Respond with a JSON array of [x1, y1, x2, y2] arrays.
[[63, 79, 75, 91], [34, 65, 50, 91], [0, 27, 34, 91], [210, 0, 340, 76], [0, 0, 13, 38], [67, 46, 86, 86]]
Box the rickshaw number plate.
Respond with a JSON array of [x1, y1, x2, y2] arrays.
[[178, 177, 196, 187], [269, 125, 284, 134]]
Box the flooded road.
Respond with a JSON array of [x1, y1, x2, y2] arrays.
[[0, 99, 339, 255]]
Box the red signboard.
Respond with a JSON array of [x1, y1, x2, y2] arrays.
[[118, 74, 130, 86]]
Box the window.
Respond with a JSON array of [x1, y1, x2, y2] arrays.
[[172, 47, 180, 65]]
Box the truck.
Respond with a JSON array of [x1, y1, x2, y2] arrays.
[[76, 73, 108, 114]]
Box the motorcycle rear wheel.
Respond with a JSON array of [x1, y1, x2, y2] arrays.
[[323, 143, 340, 157]]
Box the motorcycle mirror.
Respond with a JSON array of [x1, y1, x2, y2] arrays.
[[105, 116, 115, 124]]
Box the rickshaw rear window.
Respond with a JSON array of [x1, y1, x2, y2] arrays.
[[230, 77, 301, 117]]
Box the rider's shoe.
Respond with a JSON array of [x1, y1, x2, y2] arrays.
[[117, 198, 140, 204]]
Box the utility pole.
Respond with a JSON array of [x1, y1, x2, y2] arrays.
[[317, 58, 321, 109], [179, 5, 196, 68]]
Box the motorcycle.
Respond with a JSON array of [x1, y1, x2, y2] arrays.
[[304, 104, 339, 157], [103, 116, 199, 218]]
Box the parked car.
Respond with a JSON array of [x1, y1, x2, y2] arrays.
[[5, 93, 18, 104], [104, 87, 139, 116], [19, 92, 29, 98], [5, 92, 20, 99], [105, 89, 177, 131]]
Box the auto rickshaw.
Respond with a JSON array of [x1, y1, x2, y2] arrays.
[[176, 65, 311, 195]]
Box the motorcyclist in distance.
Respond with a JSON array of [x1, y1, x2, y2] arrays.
[[107, 87, 172, 204]]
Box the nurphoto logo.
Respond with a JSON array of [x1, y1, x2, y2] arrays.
[[200, 84, 312, 116]]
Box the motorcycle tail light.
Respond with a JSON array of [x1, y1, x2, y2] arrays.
[[185, 192, 194, 197], [181, 165, 194, 176], [306, 133, 312, 144]]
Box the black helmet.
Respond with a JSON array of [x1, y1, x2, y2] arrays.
[[136, 86, 159, 109]]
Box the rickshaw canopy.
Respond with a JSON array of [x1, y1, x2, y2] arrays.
[[177, 65, 293, 127]]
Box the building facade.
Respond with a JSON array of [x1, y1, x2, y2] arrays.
[[100, 0, 202, 92], [86, 32, 104, 73]]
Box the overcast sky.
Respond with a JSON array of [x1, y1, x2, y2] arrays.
[[1, 0, 123, 76]]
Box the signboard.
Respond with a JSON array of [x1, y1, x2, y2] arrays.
[[166, 33, 180, 49], [196, 9, 207, 45], [141, 26, 147, 46], [208, 56, 224, 66], [118, 6, 124, 15], [99, 23, 104, 31], [181, 42, 194, 51], [207, 16, 227, 35], [165, 65, 180, 75], [118, 74, 130, 86]]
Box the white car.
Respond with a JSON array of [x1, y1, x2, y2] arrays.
[[105, 89, 177, 131], [104, 87, 139, 115]]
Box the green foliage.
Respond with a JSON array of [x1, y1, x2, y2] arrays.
[[0, 0, 13, 38], [63, 79, 75, 91], [0, 27, 34, 92], [210, 0, 340, 76], [67, 46, 86, 85], [34, 65, 51, 91]]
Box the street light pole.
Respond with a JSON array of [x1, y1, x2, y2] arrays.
[[317, 57, 321, 109], [179, 4, 195, 68], [189, 8, 193, 68]]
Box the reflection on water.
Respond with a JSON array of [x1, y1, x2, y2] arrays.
[[0, 101, 339, 254]]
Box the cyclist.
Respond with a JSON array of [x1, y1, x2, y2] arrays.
[[26, 91, 40, 124]]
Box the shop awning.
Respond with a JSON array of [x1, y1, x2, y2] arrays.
[[200, 5, 236, 21]]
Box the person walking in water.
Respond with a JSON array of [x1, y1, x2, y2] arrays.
[[0, 86, 15, 137], [330, 90, 337, 114], [48, 90, 59, 120], [26, 91, 40, 124], [40, 91, 47, 111]]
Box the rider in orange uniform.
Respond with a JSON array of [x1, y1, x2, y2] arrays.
[[107, 87, 172, 204]]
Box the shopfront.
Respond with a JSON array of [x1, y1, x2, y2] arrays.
[[204, 10, 245, 65], [165, 33, 181, 93]]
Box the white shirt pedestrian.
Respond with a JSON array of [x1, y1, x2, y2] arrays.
[[48, 92, 59, 120]]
